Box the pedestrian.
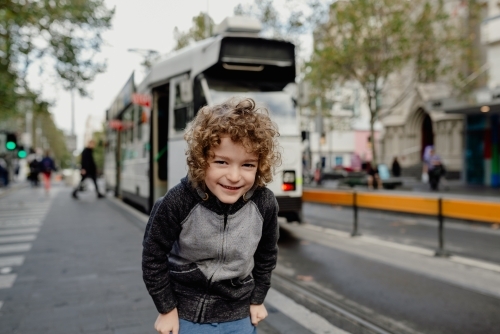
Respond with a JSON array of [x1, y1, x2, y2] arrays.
[[0, 155, 8, 187], [142, 98, 281, 334], [424, 147, 445, 191], [72, 139, 104, 199], [28, 155, 40, 187], [391, 156, 401, 177], [40, 150, 57, 195], [365, 162, 382, 189]]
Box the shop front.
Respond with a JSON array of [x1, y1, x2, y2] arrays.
[[445, 99, 500, 187]]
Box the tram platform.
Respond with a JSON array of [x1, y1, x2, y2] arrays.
[[0, 182, 347, 334]]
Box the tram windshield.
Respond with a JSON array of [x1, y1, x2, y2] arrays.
[[207, 80, 298, 135]]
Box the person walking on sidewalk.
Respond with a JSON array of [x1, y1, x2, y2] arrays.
[[72, 140, 104, 199], [426, 147, 445, 191], [40, 150, 57, 195], [142, 98, 281, 334]]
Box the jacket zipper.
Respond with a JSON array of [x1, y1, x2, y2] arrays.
[[196, 210, 230, 322]]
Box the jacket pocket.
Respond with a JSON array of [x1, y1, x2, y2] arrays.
[[213, 275, 255, 301], [231, 275, 254, 287], [169, 262, 208, 291]]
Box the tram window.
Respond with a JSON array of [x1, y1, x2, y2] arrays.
[[174, 107, 189, 131], [193, 77, 207, 113], [175, 85, 183, 106], [136, 106, 142, 141], [157, 94, 169, 181], [174, 82, 193, 131]]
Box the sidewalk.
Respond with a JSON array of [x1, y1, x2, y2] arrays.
[[0, 183, 348, 334]]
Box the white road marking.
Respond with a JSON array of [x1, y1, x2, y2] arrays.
[[0, 235, 36, 244], [0, 213, 47, 219], [0, 274, 17, 289], [0, 220, 42, 228], [266, 288, 350, 334], [0, 228, 40, 235], [0, 244, 31, 254], [0, 209, 48, 215], [360, 236, 435, 256], [451, 256, 500, 274], [0, 255, 25, 267], [0, 267, 12, 274]]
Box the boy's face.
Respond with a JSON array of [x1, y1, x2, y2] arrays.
[[205, 137, 258, 204]]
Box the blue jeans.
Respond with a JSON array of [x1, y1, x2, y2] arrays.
[[179, 317, 257, 334]]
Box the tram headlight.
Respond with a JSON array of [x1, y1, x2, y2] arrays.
[[282, 171, 296, 191]]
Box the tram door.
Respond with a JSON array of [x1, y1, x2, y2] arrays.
[[150, 85, 170, 207]]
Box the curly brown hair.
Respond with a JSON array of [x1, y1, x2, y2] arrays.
[[184, 98, 281, 189]]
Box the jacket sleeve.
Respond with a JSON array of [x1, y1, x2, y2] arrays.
[[251, 192, 279, 304], [142, 193, 183, 314]]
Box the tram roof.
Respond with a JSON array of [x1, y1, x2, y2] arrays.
[[137, 33, 295, 92]]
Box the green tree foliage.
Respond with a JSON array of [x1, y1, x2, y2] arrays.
[[173, 12, 214, 50], [0, 0, 114, 119], [233, 0, 322, 39], [308, 0, 471, 163]]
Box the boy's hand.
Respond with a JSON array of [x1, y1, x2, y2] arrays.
[[154, 308, 179, 334], [250, 304, 268, 326]]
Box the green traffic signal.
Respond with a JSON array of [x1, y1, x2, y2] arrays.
[[6, 141, 16, 150], [5, 133, 17, 151], [17, 149, 27, 159]]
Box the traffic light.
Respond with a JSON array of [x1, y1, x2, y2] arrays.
[[17, 145, 27, 159], [5, 133, 17, 151]]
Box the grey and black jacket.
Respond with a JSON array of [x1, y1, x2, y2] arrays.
[[142, 176, 279, 323]]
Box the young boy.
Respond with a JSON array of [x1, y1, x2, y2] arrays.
[[142, 98, 281, 334]]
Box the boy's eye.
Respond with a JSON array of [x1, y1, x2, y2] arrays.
[[213, 160, 226, 165], [243, 163, 256, 168]]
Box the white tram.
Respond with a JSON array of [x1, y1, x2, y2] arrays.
[[104, 17, 302, 222]]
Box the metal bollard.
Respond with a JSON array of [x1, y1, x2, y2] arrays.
[[435, 197, 450, 257], [351, 191, 361, 237]]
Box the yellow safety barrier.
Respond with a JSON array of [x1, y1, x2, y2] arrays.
[[302, 189, 353, 206], [303, 189, 500, 225], [356, 193, 438, 216], [442, 199, 500, 224]]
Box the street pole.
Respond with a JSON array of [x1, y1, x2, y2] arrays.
[[71, 88, 75, 136], [25, 100, 33, 154], [316, 97, 323, 182]]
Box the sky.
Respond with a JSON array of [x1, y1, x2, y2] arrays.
[[36, 0, 255, 150]]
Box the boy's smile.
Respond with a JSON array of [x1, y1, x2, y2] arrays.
[[205, 137, 258, 204]]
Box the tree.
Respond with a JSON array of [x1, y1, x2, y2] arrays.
[[173, 12, 214, 50], [0, 0, 114, 119], [31, 101, 71, 168], [308, 0, 473, 164]]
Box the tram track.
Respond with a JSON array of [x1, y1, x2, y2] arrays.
[[271, 271, 422, 334]]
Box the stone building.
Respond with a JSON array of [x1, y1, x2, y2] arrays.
[[380, 82, 464, 178]]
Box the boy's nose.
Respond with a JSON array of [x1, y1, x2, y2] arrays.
[[226, 167, 241, 182]]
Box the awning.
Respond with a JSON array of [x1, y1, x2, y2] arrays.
[[426, 86, 500, 115]]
